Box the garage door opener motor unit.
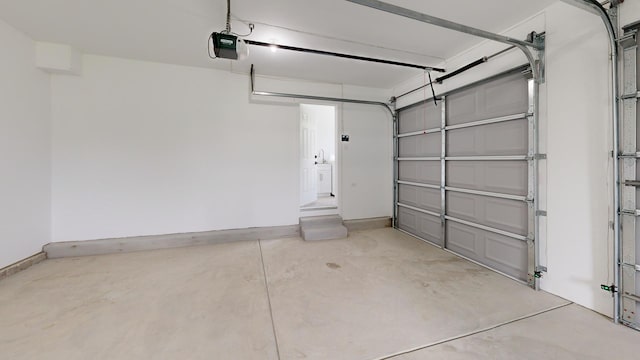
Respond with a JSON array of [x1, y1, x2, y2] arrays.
[[208, 0, 250, 60], [210, 32, 248, 60]]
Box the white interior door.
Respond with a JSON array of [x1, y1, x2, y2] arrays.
[[300, 111, 318, 206]]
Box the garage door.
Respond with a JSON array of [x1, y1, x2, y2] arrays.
[[620, 25, 640, 330], [396, 68, 535, 286]]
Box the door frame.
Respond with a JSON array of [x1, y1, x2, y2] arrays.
[[298, 103, 342, 217]]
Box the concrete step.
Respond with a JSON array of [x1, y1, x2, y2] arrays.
[[299, 215, 343, 228], [301, 223, 348, 241], [299, 215, 348, 241]]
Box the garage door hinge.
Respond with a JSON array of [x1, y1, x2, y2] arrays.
[[533, 154, 547, 160], [536, 210, 547, 217]]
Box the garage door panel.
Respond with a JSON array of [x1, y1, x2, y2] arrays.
[[636, 105, 640, 151], [398, 207, 442, 246], [446, 91, 477, 126], [484, 234, 528, 279], [399, 103, 441, 134], [635, 289, 640, 325], [622, 265, 640, 325], [447, 73, 528, 125], [634, 161, 640, 204], [636, 161, 640, 204], [446, 222, 477, 253], [398, 161, 441, 185], [637, 106, 640, 152], [399, 184, 440, 212], [485, 198, 528, 235], [632, 39, 640, 327], [484, 76, 528, 115], [447, 161, 527, 195], [637, 217, 640, 262], [447, 192, 527, 235], [447, 120, 528, 156], [396, 70, 531, 288], [399, 133, 441, 157], [447, 222, 528, 282]]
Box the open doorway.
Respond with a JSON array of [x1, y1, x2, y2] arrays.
[[299, 104, 338, 213]]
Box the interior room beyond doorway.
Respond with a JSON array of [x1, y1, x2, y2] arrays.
[[300, 104, 338, 212]]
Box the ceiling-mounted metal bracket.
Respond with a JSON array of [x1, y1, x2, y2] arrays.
[[528, 32, 546, 84]]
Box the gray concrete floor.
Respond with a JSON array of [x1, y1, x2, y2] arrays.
[[0, 228, 638, 359]]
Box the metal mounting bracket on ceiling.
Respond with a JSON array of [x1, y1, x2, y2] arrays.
[[345, 0, 546, 84], [528, 32, 546, 84]]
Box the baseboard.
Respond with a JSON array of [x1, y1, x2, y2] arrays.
[[44, 224, 300, 259], [343, 217, 392, 232], [0, 252, 47, 281]]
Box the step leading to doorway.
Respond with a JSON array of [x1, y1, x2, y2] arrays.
[[299, 215, 348, 241]]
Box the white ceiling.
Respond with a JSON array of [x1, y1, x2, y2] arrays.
[[0, 0, 556, 88]]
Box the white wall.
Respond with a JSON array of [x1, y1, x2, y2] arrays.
[[393, 2, 623, 317], [543, 2, 612, 317], [51, 55, 393, 242], [0, 20, 51, 268], [340, 101, 393, 220]]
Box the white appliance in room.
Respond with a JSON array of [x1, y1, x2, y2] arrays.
[[317, 163, 332, 196]]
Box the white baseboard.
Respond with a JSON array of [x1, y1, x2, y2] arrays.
[[343, 217, 392, 232], [42, 217, 392, 259], [44, 225, 300, 259], [0, 252, 47, 281]]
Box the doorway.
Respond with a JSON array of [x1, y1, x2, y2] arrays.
[[299, 104, 338, 213]]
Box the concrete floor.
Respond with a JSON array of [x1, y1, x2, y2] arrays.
[[0, 228, 638, 359]]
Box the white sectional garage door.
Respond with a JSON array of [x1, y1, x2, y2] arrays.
[[620, 25, 640, 329], [396, 68, 535, 286]]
